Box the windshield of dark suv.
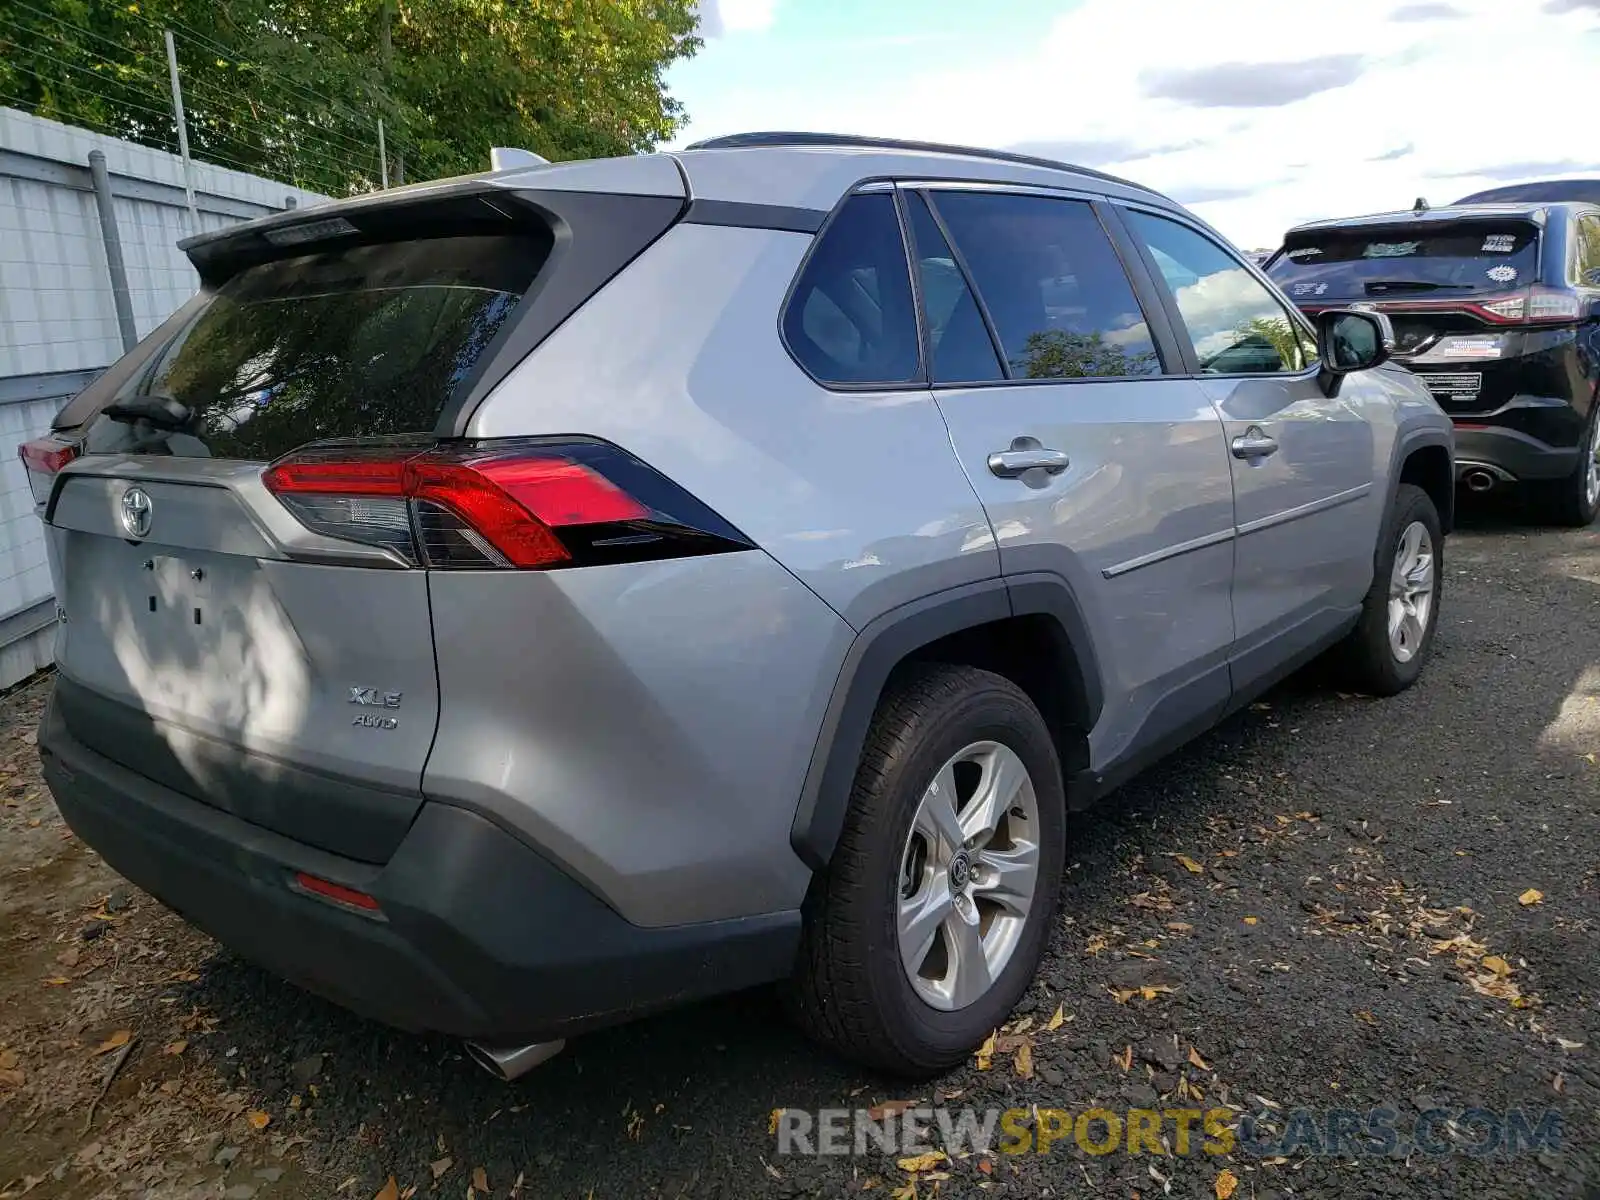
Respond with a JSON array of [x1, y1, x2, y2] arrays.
[[1268, 222, 1540, 302]]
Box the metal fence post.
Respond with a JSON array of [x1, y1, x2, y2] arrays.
[[163, 30, 199, 230], [87, 151, 139, 353]]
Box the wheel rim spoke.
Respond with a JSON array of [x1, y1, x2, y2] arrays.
[[959, 745, 1029, 848], [944, 905, 992, 1009], [913, 763, 964, 861], [1388, 520, 1434, 663], [973, 839, 1038, 917], [898, 886, 953, 978]]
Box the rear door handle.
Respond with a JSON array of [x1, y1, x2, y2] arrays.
[[988, 437, 1071, 479], [1231, 427, 1279, 460]]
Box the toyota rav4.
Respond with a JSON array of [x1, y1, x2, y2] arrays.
[[25, 133, 1453, 1079]]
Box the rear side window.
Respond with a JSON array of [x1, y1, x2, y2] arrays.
[[929, 192, 1161, 380], [1268, 222, 1540, 300], [902, 192, 1005, 384], [1574, 215, 1600, 286], [1125, 211, 1315, 375], [783, 193, 920, 386], [86, 233, 551, 461]]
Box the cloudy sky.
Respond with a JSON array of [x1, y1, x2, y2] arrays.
[[673, 0, 1600, 249]]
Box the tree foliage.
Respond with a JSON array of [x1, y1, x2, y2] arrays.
[[0, 0, 702, 195]]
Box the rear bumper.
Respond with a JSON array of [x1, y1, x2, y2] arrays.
[[38, 695, 800, 1042], [1452, 422, 1581, 482]]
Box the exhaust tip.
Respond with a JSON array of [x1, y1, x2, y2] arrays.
[[465, 1038, 566, 1082], [1463, 468, 1496, 493]]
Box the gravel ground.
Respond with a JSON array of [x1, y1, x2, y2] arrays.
[[1, 506, 1597, 1200]]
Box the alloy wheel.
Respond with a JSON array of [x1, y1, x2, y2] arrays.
[[1387, 520, 1435, 663], [896, 741, 1040, 1011], [1584, 413, 1600, 512]]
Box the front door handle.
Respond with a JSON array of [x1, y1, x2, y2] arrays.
[[1231, 427, 1280, 460], [988, 437, 1071, 479]]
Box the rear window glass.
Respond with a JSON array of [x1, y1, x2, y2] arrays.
[[1269, 223, 1539, 300], [84, 233, 550, 461]]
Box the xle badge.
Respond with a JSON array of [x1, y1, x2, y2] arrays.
[[349, 686, 402, 730]]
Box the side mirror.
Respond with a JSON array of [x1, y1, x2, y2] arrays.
[[1315, 309, 1394, 397]]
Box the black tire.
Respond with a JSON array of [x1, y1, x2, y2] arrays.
[[1531, 400, 1600, 527], [787, 664, 1066, 1077], [1341, 483, 1443, 696]]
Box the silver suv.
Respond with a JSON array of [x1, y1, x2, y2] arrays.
[[25, 133, 1453, 1080]]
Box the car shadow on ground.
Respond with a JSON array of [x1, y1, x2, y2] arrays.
[[168, 501, 1600, 1196]]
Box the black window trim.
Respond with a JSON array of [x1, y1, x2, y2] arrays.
[[909, 184, 1178, 390], [1109, 199, 1323, 382], [905, 186, 1013, 382]]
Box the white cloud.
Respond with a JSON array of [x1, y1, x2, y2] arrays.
[[677, 0, 1600, 247], [696, 0, 778, 37]]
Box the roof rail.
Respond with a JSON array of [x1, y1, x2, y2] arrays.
[[682, 131, 1160, 197]]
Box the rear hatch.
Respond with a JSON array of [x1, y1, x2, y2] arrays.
[[1267, 216, 1579, 414], [29, 181, 683, 863]]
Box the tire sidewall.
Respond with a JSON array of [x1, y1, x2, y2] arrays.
[[862, 684, 1066, 1063]]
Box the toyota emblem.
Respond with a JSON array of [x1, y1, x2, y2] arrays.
[[119, 486, 153, 539]]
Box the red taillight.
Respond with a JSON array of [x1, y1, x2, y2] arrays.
[[19, 436, 82, 504], [263, 439, 746, 570], [20, 438, 78, 474], [1337, 287, 1580, 327], [292, 872, 382, 914]]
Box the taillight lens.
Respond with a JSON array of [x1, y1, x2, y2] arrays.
[[1473, 287, 1580, 325], [263, 438, 751, 570], [18, 435, 81, 504]]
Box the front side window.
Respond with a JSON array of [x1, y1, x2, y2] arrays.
[[782, 193, 920, 386], [1126, 211, 1315, 375], [929, 192, 1162, 380]]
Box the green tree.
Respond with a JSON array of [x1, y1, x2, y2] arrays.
[[0, 0, 701, 195]]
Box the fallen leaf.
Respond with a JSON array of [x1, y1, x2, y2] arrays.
[[93, 1030, 132, 1056], [56, 947, 80, 967], [0, 1068, 24, 1089], [159, 1079, 181, 1095], [1166, 922, 1193, 933], [867, 1099, 918, 1121], [1045, 1004, 1066, 1031], [1174, 855, 1204, 874], [1114, 1044, 1133, 1072], [975, 1030, 997, 1071], [1215, 1168, 1239, 1199], [0, 1049, 17, 1070], [373, 1179, 398, 1200], [890, 1186, 916, 1200], [1354, 1010, 1377, 1025], [768, 1108, 784, 1135], [1519, 889, 1544, 906], [1554, 1037, 1585, 1051], [977, 1159, 992, 1176], [289, 1094, 303, 1111], [1140, 985, 1177, 1001], [1008, 1015, 1035, 1035], [163, 1040, 187, 1056], [1188, 1047, 1210, 1071], [44, 977, 70, 986], [897, 1150, 947, 1173], [510, 1172, 524, 1197], [430, 1157, 453, 1180], [1013, 1043, 1033, 1079], [1482, 955, 1512, 978], [472, 1167, 488, 1191], [1243, 916, 1259, 926], [247, 1110, 271, 1130]]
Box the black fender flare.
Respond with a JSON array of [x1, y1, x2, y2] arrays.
[[788, 575, 1103, 871], [1392, 423, 1456, 534]]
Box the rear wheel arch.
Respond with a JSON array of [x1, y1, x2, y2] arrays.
[[790, 578, 1100, 871], [1398, 439, 1455, 535]]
